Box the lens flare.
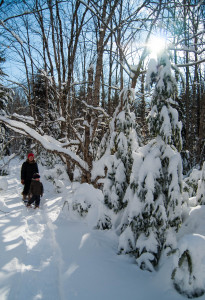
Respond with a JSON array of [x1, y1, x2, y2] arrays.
[[148, 36, 166, 55]]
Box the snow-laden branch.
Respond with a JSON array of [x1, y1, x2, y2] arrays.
[[81, 101, 110, 118], [176, 58, 205, 68], [168, 43, 205, 56], [5, 79, 29, 94], [175, 30, 205, 47], [0, 115, 88, 172], [171, 64, 185, 87], [0, 20, 24, 45]]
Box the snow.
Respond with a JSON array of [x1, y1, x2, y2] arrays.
[[0, 115, 88, 172], [0, 176, 8, 191], [145, 58, 158, 89], [172, 233, 205, 298], [0, 159, 205, 300]]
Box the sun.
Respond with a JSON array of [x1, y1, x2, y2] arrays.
[[147, 36, 166, 56]]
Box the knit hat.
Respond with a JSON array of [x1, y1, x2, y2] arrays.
[[33, 173, 40, 179], [28, 153, 34, 159]]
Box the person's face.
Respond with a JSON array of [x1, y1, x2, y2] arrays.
[[28, 156, 34, 162]]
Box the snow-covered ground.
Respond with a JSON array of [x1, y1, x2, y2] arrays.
[[0, 159, 205, 300]]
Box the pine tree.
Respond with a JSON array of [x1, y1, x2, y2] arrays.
[[97, 88, 139, 229], [31, 70, 60, 138], [118, 140, 167, 271], [104, 88, 139, 212], [147, 53, 182, 152], [118, 51, 183, 271], [147, 52, 183, 232]]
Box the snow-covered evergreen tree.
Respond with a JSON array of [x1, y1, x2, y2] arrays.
[[118, 140, 167, 271], [118, 51, 183, 271], [147, 52, 182, 234], [32, 70, 60, 138], [97, 88, 139, 229], [104, 88, 139, 212], [172, 234, 205, 298], [196, 162, 205, 205], [146, 53, 182, 152]]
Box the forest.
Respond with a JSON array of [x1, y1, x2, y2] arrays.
[[0, 0, 205, 297], [0, 0, 204, 180]]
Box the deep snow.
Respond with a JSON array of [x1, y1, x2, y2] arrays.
[[0, 159, 205, 300]]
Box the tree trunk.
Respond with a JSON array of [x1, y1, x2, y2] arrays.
[[199, 93, 205, 166]]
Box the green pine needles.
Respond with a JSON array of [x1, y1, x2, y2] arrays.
[[118, 50, 183, 271]]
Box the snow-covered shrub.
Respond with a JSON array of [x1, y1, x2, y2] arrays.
[[43, 164, 70, 193], [196, 162, 205, 205], [70, 183, 92, 217], [183, 168, 201, 198], [68, 183, 103, 227], [172, 234, 205, 298], [96, 211, 112, 230], [72, 200, 91, 217]]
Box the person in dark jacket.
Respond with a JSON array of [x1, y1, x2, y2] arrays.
[[27, 173, 44, 208], [21, 153, 39, 200]]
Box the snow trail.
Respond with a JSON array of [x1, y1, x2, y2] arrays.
[[0, 160, 65, 300], [1, 159, 203, 300]]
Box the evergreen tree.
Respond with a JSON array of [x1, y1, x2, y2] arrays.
[[104, 89, 138, 212], [31, 70, 60, 138], [97, 88, 139, 229], [147, 53, 182, 152], [118, 51, 183, 271], [147, 52, 183, 232]]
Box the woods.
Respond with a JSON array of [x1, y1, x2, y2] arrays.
[[0, 1, 205, 298], [0, 0, 204, 179]]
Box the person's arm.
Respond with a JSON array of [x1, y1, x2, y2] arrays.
[[35, 163, 39, 174], [41, 183, 44, 196], [21, 162, 26, 183]]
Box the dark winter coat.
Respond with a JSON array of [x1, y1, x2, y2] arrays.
[[29, 179, 44, 196], [21, 160, 39, 181]]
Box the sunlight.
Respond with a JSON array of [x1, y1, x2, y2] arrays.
[[79, 233, 90, 249], [65, 263, 79, 278], [148, 36, 166, 56]]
